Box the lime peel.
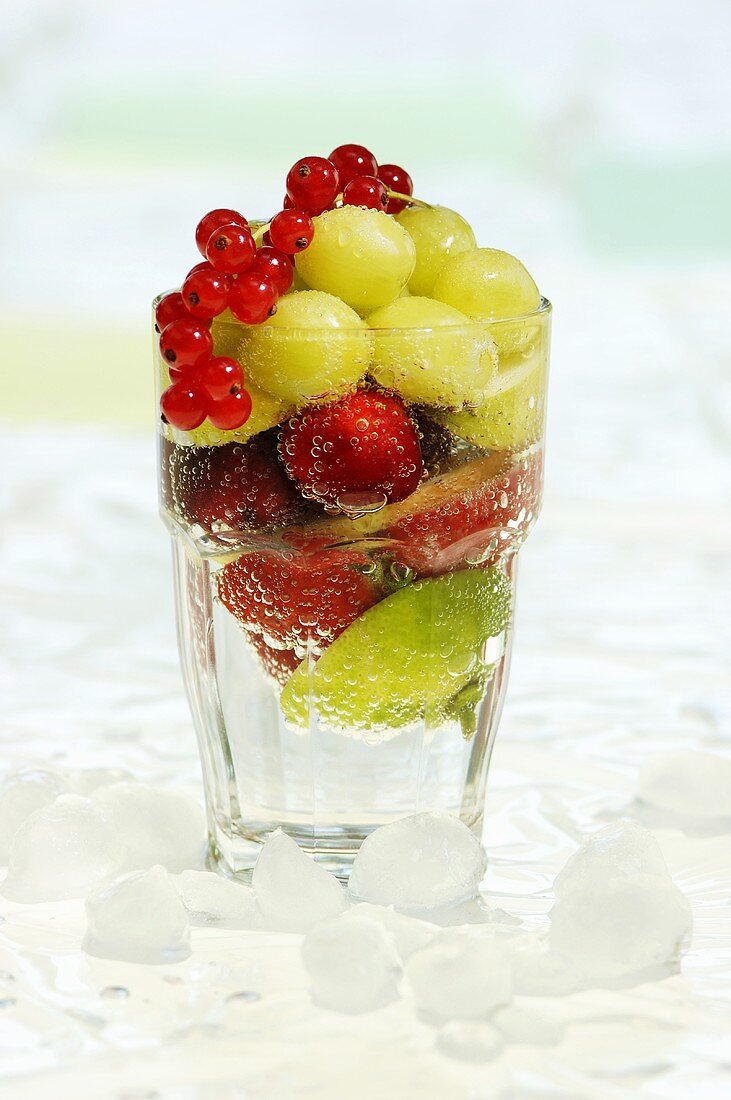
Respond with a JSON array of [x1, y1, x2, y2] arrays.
[[281, 567, 511, 735]]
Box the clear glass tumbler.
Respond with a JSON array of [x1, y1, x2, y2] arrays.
[[156, 301, 551, 878]]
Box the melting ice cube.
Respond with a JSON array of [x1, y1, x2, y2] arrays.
[[405, 930, 513, 1022], [84, 865, 191, 964], [349, 812, 486, 911], [302, 911, 402, 1013], [0, 768, 68, 862], [179, 869, 257, 929], [253, 829, 347, 932], [92, 783, 205, 874], [638, 751, 731, 819], [2, 794, 127, 902], [549, 821, 692, 984]]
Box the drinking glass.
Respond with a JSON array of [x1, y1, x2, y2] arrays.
[[156, 300, 551, 877]]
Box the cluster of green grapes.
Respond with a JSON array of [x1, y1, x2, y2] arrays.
[[185, 203, 546, 453]]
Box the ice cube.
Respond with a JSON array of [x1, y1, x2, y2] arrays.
[[405, 930, 513, 1021], [253, 829, 347, 932], [92, 783, 205, 873], [84, 865, 191, 964], [549, 821, 692, 984], [0, 768, 68, 862], [436, 1021, 503, 1062], [492, 1004, 564, 1045], [349, 903, 436, 960], [179, 869, 257, 929], [301, 911, 402, 1013], [639, 751, 731, 818], [554, 820, 668, 896], [509, 935, 587, 996], [66, 767, 133, 797], [349, 812, 486, 911], [1, 794, 128, 902]]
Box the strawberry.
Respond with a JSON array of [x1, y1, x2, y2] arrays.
[[167, 430, 303, 532], [248, 633, 301, 687], [217, 538, 385, 655], [388, 450, 544, 575], [279, 451, 543, 578], [279, 389, 423, 509]]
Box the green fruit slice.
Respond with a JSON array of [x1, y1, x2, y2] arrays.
[[281, 568, 511, 734]]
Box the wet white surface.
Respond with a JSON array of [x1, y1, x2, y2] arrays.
[[2, 267, 731, 1097]]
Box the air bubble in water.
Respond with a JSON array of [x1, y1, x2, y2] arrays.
[[335, 490, 388, 516]]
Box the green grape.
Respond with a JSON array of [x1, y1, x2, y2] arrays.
[[436, 353, 548, 452], [295, 207, 415, 314], [368, 296, 496, 410], [396, 205, 476, 296], [238, 290, 371, 405], [432, 248, 540, 320]]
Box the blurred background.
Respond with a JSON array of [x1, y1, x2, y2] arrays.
[[1, 0, 729, 435]]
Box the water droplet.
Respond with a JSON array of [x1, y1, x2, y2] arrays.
[[226, 990, 261, 1004], [389, 561, 413, 585], [162, 974, 184, 986], [101, 985, 130, 1000]]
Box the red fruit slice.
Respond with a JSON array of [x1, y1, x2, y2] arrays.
[[388, 449, 543, 575], [248, 633, 301, 687], [217, 539, 384, 655], [280, 450, 543, 577], [280, 390, 423, 509], [167, 431, 303, 533]]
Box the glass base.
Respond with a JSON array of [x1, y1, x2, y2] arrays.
[[207, 811, 484, 882]]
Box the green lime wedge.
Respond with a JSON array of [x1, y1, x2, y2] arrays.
[[281, 568, 511, 734]]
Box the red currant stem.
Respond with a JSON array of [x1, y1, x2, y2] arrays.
[[333, 190, 431, 210], [252, 223, 271, 243], [386, 189, 431, 209]]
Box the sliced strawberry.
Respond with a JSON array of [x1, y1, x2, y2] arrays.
[[167, 430, 303, 532], [217, 538, 385, 655], [388, 450, 544, 575], [279, 451, 543, 577], [248, 633, 301, 687], [280, 389, 423, 509]]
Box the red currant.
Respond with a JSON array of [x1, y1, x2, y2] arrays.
[[195, 209, 247, 257], [286, 156, 340, 214], [199, 356, 245, 402], [329, 144, 378, 189], [377, 164, 413, 213], [182, 263, 230, 320], [205, 223, 256, 274], [160, 383, 208, 430], [268, 209, 314, 254], [208, 388, 253, 430], [155, 291, 188, 333], [282, 194, 295, 210], [342, 175, 388, 211], [251, 245, 294, 295], [228, 272, 279, 325], [159, 318, 213, 372]]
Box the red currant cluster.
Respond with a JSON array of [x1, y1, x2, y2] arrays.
[[156, 143, 413, 432], [285, 144, 413, 216]]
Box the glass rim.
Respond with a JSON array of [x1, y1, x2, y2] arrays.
[[153, 292, 551, 334]]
